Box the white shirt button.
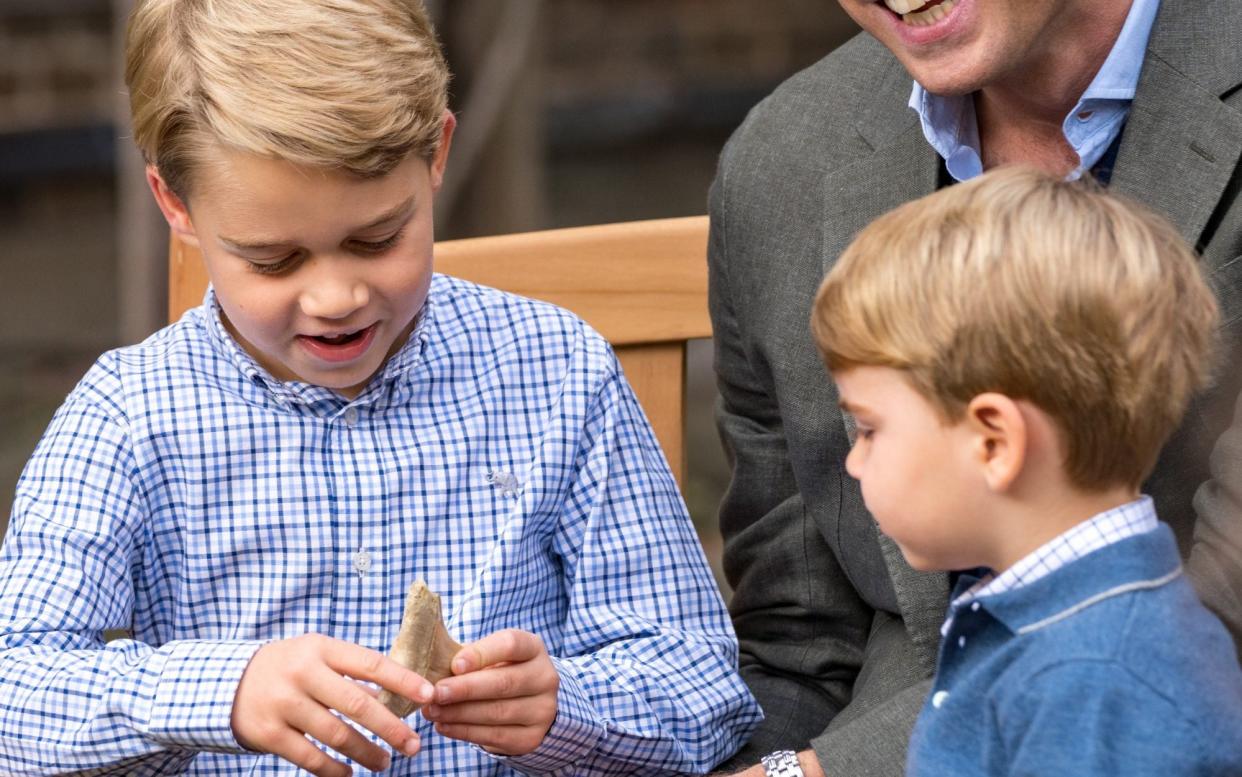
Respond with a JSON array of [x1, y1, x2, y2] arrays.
[[342, 407, 359, 426], [352, 549, 372, 575], [970, 602, 981, 612], [932, 690, 950, 709], [958, 636, 967, 649]]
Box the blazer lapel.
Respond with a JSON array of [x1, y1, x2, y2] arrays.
[[1110, 0, 1242, 263], [822, 116, 940, 278], [821, 104, 947, 668], [1110, 60, 1242, 260], [876, 531, 946, 674]]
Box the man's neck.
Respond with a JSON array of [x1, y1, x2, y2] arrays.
[[975, 0, 1136, 174]]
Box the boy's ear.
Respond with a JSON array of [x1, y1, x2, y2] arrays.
[[965, 393, 1027, 493], [429, 110, 457, 193], [146, 166, 200, 248]]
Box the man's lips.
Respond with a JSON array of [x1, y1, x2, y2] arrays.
[[297, 323, 379, 363]]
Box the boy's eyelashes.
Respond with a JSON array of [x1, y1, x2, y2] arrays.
[[247, 253, 300, 276], [242, 228, 407, 275], [351, 227, 406, 254], [845, 412, 875, 441]]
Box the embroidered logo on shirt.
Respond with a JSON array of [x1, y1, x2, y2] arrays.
[[486, 469, 522, 498]]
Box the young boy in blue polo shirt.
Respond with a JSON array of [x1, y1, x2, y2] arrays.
[[0, 0, 760, 774], [812, 167, 1242, 775]]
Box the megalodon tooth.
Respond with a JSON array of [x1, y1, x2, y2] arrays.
[[379, 578, 463, 718]]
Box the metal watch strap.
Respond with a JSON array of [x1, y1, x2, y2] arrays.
[[760, 750, 805, 777]]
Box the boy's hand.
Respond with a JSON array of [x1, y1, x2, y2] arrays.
[[231, 634, 432, 777], [423, 628, 559, 756]]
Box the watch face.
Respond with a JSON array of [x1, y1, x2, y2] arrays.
[[761, 750, 805, 777]]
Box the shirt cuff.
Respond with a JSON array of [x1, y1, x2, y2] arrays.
[[144, 639, 265, 752], [493, 656, 607, 774]]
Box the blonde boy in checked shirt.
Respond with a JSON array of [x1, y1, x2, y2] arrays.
[[808, 167, 1242, 776], [0, 0, 760, 775]]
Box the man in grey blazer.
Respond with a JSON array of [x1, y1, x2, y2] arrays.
[[711, 0, 1242, 774]]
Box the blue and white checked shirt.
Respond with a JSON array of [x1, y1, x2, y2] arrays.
[[909, 0, 1161, 182], [0, 275, 760, 776]]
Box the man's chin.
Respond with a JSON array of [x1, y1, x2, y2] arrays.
[[914, 77, 979, 98], [903, 54, 990, 97]]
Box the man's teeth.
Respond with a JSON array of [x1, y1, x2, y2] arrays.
[[883, 0, 956, 26]]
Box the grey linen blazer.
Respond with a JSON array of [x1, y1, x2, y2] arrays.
[[708, 1, 1242, 773]]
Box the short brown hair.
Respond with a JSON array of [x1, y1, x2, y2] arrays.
[[812, 167, 1219, 490], [125, 0, 450, 200]]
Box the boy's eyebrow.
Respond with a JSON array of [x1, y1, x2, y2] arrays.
[[838, 397, 867, 416], [351, 196, 417, 233], [218, 196, 417, 251]]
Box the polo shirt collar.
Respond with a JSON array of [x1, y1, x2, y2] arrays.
[[951, 522, 1182, 636]]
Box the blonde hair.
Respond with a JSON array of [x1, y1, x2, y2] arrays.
[[812, 167, 1219, 491], [125, 0, 449, 199]]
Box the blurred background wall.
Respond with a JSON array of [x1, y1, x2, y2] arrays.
[[0, 0, 858, 586]]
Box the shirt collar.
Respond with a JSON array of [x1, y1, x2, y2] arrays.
[[908, 0, 1160, 182], [947, 499, 1180, 636], [954, 495, 1158, 607], [1078, 0, 1160, 103], [200, 285, 433, 410]]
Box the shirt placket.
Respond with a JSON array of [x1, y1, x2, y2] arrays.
[[327, 402, 390, 654]]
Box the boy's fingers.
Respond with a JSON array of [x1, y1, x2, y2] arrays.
[[270, 730, 353, 777], [304, 665, 421, 755], [452, 629, 542, 674], [324, 640, 434, 705], [434, 662, 556, 704], [432, 721, 537, 756], [294, 705, 390, 773], [424, 697, 547, 726]]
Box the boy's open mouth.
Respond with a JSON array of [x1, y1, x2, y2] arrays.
[[298, 323, 379, 363], [883, 0, 956, 26], [313, 328, 367, 346]]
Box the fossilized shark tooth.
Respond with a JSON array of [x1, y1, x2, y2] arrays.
[[379, 578, 463, 718]]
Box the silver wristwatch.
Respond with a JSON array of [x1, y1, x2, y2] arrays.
[[760, 750, 805, 777]]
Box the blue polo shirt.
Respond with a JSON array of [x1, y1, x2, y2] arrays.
[[907, 524, 1242, 775]]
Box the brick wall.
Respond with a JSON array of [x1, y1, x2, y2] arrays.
[[0, 6, 113, 134], [447, 0, 860, 149], [0, 1, 854, 137], [546, 0, 856, 103]]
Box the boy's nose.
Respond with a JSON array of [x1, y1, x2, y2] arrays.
[[844, 443, 862, 480], [299, 263, 370, 320]]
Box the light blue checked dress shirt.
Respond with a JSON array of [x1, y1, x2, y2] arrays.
[[909, 0, 1160, 182], [0, 274, 760, 775]]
